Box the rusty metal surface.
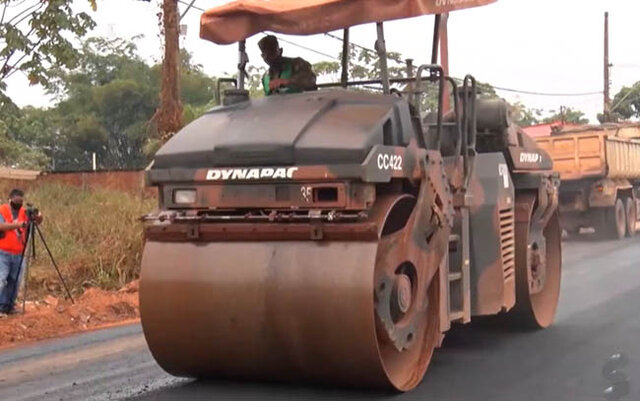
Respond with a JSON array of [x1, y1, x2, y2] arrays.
[[138, 63, 566, 391], [160, 182, 375, 211], [140, 240, 390, 387], [140, 199, 445, 390], [140, 149, 453, 391]]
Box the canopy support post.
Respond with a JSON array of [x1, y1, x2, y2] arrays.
[[237, 40, 248, 90], [439, 13, 450, 113], [431, 14, 441, 65], [375, 22, 390, 94], [341, 28, 350, 88], [406, 58, 414, 106]]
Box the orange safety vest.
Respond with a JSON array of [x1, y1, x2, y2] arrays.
[[0, 203, 27, 255]]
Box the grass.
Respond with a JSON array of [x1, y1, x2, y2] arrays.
[[0, 182, 156, 298]]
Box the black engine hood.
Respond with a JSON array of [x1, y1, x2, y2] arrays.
[[153, 90, 415, 168]]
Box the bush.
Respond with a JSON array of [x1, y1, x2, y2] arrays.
[[0, 182, 155, 298]]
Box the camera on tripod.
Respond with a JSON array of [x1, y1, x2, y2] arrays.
[[24, 203, 39, 222]]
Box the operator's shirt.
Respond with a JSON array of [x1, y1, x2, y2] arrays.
[[263, 56, 317, 95]]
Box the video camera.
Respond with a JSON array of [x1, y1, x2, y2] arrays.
[[25, 203, 39, 222]]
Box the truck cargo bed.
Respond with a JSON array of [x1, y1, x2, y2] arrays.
[[536, 133, 640, 181]]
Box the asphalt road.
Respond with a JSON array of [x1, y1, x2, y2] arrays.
[[1, 233, 639, 401]]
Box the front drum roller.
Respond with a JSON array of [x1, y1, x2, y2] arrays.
[[512, 193, 562, 329], [139, 193, 449, 391]]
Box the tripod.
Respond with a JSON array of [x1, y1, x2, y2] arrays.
[[12, 220, 74, 314]]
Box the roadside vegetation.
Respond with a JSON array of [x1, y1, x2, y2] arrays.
[[0, 182, 155, 298]]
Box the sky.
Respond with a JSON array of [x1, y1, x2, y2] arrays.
[[5, 0, 640, 123]]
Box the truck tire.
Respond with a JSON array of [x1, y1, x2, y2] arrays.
[[602, 199, 626, 240], [626, 198, 637, 237]]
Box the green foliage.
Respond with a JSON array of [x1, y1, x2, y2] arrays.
[[245, 65, 267, 99], [0, 101, 51, 168], [609, 82, 640, 120], [0, 0, 95, 97], [543, 106, 589, 125], [5, 37, 218, 171], [511, 102, 543, 127]]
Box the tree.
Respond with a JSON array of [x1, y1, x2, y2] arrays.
[[609, 82, 640, 120], [0, 102, 49, 168], [0, 0, 95, 102], [510, 102, 543, 127], [155, 0, 182, 141], [14, 37, 217, 171], [543, 106, 589, 125]]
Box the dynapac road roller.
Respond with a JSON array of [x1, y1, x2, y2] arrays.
[[140, 0, 562, 392]]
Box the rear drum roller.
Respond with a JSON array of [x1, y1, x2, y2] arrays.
[[140, 193, 445, 391], [512, 194, 562, 329], [625, 198, 636, 237]]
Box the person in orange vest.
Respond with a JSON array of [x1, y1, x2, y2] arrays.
[[258, 35, 317, 96], [0, 189, 41, 316]]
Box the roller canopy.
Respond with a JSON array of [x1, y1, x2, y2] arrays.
[[200, 0, 497, 44]]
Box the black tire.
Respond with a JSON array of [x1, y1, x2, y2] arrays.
[[599, 199, 627, 240], [511, 195, 562, 330], [626, 198, 637, 237]]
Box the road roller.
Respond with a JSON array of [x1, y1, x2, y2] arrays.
[[139, 0, 562, 392]]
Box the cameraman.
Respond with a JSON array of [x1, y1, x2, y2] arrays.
[[0, 189, 41, 316]]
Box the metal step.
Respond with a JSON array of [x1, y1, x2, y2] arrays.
[[446, 209, 471, 325]]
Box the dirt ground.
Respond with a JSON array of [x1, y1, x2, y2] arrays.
[[0, 280, 140, 349]]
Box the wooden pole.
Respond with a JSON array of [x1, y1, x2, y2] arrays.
[[157, 0, 183, 142]]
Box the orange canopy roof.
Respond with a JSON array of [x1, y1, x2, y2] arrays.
[[200, 0, 497, 44]]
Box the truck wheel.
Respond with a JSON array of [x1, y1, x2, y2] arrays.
[[511, 194, 562, 329], [626, 198, 637, 237], [603, 199, 627, 240]]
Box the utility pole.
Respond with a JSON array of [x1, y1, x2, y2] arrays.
[[156, 0, 183, 142], [603, 11, 612, 123]]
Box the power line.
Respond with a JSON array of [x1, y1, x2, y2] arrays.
[[324, 32, 601, 97], [324, 32, 376, 55], [275, 37, 339, 60], [177, 0, 204, 11], [491, 86, 602, 97]]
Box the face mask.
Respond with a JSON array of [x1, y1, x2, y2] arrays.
[[10, 201, 22, 211]]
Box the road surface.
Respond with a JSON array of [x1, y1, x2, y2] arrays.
[[1, 234, 639, 401]]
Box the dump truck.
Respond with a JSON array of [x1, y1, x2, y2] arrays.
[[536, 124, 640, 239], [139, 0, 562, 392]]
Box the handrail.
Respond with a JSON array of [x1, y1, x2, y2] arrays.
[[414, 64, 444, 150], [462, 75, 478, 192], [445, 77, 462, 159], [316, 75, 441, 89]]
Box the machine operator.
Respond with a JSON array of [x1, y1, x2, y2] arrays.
[[258, 35, 317, 96]]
